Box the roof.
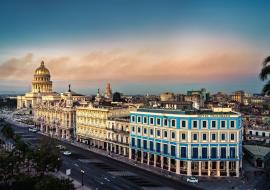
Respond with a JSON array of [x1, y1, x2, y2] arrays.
[[243, 145, 270, 157], [136, 108, 238, 115]]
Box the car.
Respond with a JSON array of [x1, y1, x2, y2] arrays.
[[63, 151, 72, 156], [56, 145, 66, 150], [187, 176, 198, 183], [28, 128, 38, 132]]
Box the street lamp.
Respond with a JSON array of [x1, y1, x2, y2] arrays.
[[80, 169, 85, 186]]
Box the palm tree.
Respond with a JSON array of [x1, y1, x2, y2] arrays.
[[260, 56, 270, 95]]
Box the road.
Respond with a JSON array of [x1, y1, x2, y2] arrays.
[[8, 121, 200, 190]]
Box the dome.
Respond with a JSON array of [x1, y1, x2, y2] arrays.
[[34, 61, 50, 75]]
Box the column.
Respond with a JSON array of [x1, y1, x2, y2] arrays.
[[199, 161, 202, 176], [141, 152, 144, 164], [208, 161, 211, 176], [110, 143, 113, 152], [217, 161, 220, 177], [123, 147, 127, 156], [147, 152, 150, 165], [168, 158, 171, 171], [106, 144, 109, 152], [62, 130, 65, 139], [236, 161, 240, 177], [154, 154, 157, 167], [176, 160, 180, 174], [161, 156, 164, 169], [187, 161, 192, 176], [226, 161, 230, 177], [129, 148, 132, 159]]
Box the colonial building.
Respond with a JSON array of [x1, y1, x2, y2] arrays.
[[33, 87, 77, 140], [17, 61, 59, 110], [106, 117, 130, 157], [129, 107, 242, 177], [76, 104, 135, 151]]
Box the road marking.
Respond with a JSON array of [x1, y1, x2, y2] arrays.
[[108, 171, 137, 177], [74, 163, 79, 167]]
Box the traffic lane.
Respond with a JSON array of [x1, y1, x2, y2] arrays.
[[11, 124, 199, 190], [61, 154, 137, 190]]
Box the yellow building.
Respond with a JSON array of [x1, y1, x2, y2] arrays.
[[76, 104, 134, 150], [17, 61, 59, 110]]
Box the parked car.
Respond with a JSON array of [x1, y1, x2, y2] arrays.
[[187, 176, 198, 183], [28, 128, 38, 133], [63, 151, 72, 156]]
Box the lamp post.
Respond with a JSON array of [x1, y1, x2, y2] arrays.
[[80, 169, 85, 186]]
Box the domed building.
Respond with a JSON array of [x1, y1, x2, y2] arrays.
[[17, 61, 59, 109], [32, 61, 52, 93]]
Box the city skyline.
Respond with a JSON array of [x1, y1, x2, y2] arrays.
[[1, 0, 270, 94]]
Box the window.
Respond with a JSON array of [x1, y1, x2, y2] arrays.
[[171, 145, 176, 156], [143, 116, 147, 124], [230, 133, 235, 141], [171, 132, 176, 139], [221, 147, 226, 158], [137, 116, 141, 123], [150, 117, 154, 125], [143, 140, 147, 149], [193, 133, 198, 141], [262, 132, 265, 137], [192, 120, 198, 128], [202, 133, 207, 141], [144, 128, 147, 134], [137, 127, 141, 133], [211, 147, 217, 159], [256, 132, 258, 136], [202, 147, 208, 159], [131, 138, 135, 146], [164, 131, 168, 138], [211, 120, 217, 128], [131, 116, 135, 122], [221, 120, 226, 128], [157, 130, 161, 137], [202, 120, 207, 128], [211, 134, 216, 141], [137, 139, 141, 148], [171, 119, 176, 127], [164, 118, 168, 126], [221, 133, 226, 141], [230, 147, 236, 158], [249, 131, 252, 135], [132, 126, 135, 132], [156, 143, 161, 153], [157, 118, 161, 126], [230, 120, 235, 128], [181, 120, 186, 128], [181, 147, 187, 158], [163, 144, 168, 154], [192, 147, 198, 159], [150, 141, 154, 151], [182, 133, 186, 140], [150, 129, 154, 135]]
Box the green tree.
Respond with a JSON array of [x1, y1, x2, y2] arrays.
[[1, 124, 14, 139], [260, 56, 270, 95], [33, 138, 61, 175]]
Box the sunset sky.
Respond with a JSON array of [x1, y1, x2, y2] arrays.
[[0, 0, 270, 95]]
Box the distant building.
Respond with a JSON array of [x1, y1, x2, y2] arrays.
[[243, 145, 270, 169], [231, 91, 245, 104], [245, 126, 270, 143], [112, 92, 122, 102], [160, 92, 175, 102], [129, 107, 242, 177]]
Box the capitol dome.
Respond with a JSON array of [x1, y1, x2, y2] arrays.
[[34, 61, 50, 76], [32, 61, 53, 93]]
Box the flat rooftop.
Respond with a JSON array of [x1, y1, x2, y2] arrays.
[[135, 108, 239, 115]]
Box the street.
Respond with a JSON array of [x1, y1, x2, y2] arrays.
[[10, 122, 200, 190]]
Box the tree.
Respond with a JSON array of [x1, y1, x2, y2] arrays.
[[259, 56, 270, 95], [1, 124, 14, 139], [33, 138, 61, 175]]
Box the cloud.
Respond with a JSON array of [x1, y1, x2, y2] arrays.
[[0, 33, 264, 88]]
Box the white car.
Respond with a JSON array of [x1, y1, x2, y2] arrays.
[[63, 151, 72, 156], [56, 145, 66, 150], [29, 128, 38, 132], [187, 176, 198, 183]]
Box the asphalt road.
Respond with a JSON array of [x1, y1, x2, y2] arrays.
[[10, 123, 200, 190]]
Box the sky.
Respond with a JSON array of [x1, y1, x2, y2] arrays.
[[0, 0, 270, 95]]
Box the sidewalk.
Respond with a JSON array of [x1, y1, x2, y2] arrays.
[[53, 171, 92, 190]]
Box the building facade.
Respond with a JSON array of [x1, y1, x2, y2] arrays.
[[76, 105, 134, 151], [34, 90, 76, 140], [129, 107, 242, 177], [106, 117, 130, 157]]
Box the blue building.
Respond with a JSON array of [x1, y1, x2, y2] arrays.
[[129, 107, 242, 177]]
